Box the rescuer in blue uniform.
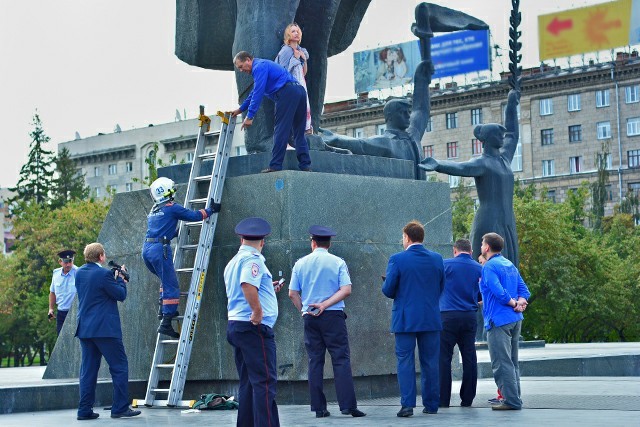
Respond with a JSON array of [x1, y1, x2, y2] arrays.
[[224, 217, 283, 427], [288, 225, 366, 418], [231, 50, 311, 173], [142, 177, 214, 338]]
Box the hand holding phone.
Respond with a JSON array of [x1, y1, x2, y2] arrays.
[[306, 306, 321, 316], [273, 277, 285, 292]]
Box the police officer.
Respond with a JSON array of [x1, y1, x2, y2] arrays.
[[48, 249, 78, 336], [224, 217, 282, 427], [288, 226, 366, 418], [142, 177, 215, 338]]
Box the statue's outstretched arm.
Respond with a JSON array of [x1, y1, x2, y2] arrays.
[[407, 60, 432, 144], [502, 89, 520, 162], [419, 157, 485, 178]]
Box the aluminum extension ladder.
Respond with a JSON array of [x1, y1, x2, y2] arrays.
[[134, 107, 236, 408]]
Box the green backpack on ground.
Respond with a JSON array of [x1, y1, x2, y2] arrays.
[[192, 393, 239, 410]]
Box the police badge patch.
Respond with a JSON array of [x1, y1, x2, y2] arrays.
[[251, 263, 260, 277]]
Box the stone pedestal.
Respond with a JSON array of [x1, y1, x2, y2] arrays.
[[44, 157, 452, 402]]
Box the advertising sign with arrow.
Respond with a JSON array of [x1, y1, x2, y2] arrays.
[[538, 0, 636, 61]]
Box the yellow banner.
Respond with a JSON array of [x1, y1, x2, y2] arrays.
[[538, 0, 632, 61]]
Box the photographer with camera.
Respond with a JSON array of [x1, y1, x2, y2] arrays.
[[75, 242, 140, 420], [48, 249, 78, 336], [142, 177, 217, 338]]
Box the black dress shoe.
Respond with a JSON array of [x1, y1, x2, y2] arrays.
[[397, 406, 413, 417], [461, 402, 472, 407], [422, 407, 437, 414], [77, 412, 99, 420], [341, 408, 366, 417], [315, 409, 330, 418], [111, 409, 142, 418]]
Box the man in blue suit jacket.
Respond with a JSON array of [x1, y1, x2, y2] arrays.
[[382, 221, 445, 417], [75, 243, 140, 420]]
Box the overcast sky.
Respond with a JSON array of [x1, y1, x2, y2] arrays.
[[0, 0, 612, 188]]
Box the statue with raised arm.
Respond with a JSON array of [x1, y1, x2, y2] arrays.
[[321, 3, 488, 180], [420, 89, 521, 267]]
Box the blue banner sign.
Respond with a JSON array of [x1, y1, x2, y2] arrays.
[[431, 30, 490, 79]]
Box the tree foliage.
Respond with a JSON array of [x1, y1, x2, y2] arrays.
[[451, 179, 474, 241], [51, 147, 90, 208]]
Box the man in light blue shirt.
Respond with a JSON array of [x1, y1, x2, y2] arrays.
[[224, 217, 283, 427], [231, 51, 311, 173], [480, 232, 530, 411], [48, 249, 78, 336], [288, 225, 365, 419]]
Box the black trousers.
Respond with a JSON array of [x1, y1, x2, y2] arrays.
[[56, 310, 68, 336], [439, 311, 478, 406], [303, 310, 357, 412]]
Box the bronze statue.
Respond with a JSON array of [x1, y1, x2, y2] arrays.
[[320, 3, 489, 180]]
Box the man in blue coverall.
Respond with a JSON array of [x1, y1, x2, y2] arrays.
[[231, 51, 311, 173], [439, 239, 482, 408], [288, 225, 366, 419], [480, 232, 530, 411], [224, 217, 283, 427], [75, 242, 140, 420], [382, 220, 444, 418], [142, 177, 214, 338]]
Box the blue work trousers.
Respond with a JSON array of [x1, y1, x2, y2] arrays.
[[395, 331, 440, 412], [227, 321, 280, 427], [270, 82, 311, 171], [142, 242, 179, 316], [78, 337, 129, 417], [303, 310, 357, 412], [439, 311, 478, 406]]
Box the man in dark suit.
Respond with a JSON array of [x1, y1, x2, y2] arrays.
[[439, 239, 482, 408], [382, 220, 445, 417], [75, 243, 140, 420]]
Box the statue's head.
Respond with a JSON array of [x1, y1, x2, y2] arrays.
[[473, 124, 506, 149], [384, 99, 411, 131]]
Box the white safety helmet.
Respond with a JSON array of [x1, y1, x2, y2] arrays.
[[150, 177, 176, 203]]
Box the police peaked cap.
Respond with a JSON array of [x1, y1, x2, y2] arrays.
[[57, 250, 76, 261], [235, 217, 272, 240], [309, 225, 337, 241]]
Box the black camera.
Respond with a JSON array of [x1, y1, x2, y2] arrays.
[[108, 260, 130, 282]]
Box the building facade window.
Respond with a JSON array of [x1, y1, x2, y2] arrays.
[[471, 138, 483, 156], [449, 175, 460, 188], [376, 124, 387, 135], [542, 160, 555, 177], [568, 125, 582, 142], [125, 161, 133, 172], [547, 190, 556, 203], [625, 85, 640, 103], [595, 89, 610, 107], [423, 145, 434, 158], [108, 164, 117, 175], [170, 157, 177, 165], [567, 93, 581, 111], [446, 112, 458, 129], [94, 167, 101, 177], [94, 187, 100, 198], [541, 128, 554, 145], [596, 153, 612, 170], [235, 146, 247, 156], [569, 156, 582, 174], [125, 183, 133, 192], [629, 150, 640, 168], [597, 121, 611, 139], [471, 108, 482, 125], [353, 127, 364, 138], [446, 142, 458, 159], [627, 117, 640, 136], [106, 185, 116, 194], [539, 98, 553, 116], [511, 142, 523, 172], [426, 117, 432, 132], [185, 152, 194, 162]]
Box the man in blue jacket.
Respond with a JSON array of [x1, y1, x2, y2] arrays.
[[382, 220, 444, 417], [231, 51, 311, 173], [439, 239, 482, 408], [75, 243, 140, 420], [480, 232, 530, 411]]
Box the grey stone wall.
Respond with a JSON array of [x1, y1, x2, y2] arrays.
[[44, 169, 451, 386]]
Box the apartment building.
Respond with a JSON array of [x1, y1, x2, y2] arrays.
[[321, 53, 640, 216]]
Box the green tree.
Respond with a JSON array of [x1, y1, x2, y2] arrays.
[[51, 147, 90, 208], [451, 179, 474, 241], [8, 112, 55, 212], [590, 143, 610, 232]]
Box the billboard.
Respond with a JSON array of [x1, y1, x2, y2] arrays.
[[538, 0, 638, 61], [353, 30, 490, 94]]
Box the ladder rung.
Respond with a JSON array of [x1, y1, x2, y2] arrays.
[[198, 153, 216, 160], [180, 244, 198, 250], [188, 198, 207, 204], [173, 316, 184, 321], [175, 268, 194, 273], [184, 221, 203, 227], [180, 292, 189, 296], [156, 364, 175, 369], [204, 130, 220, 137], [152, 389, 170, 393], [160, 339, 180, 344], [194, 175, 212, 182]]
